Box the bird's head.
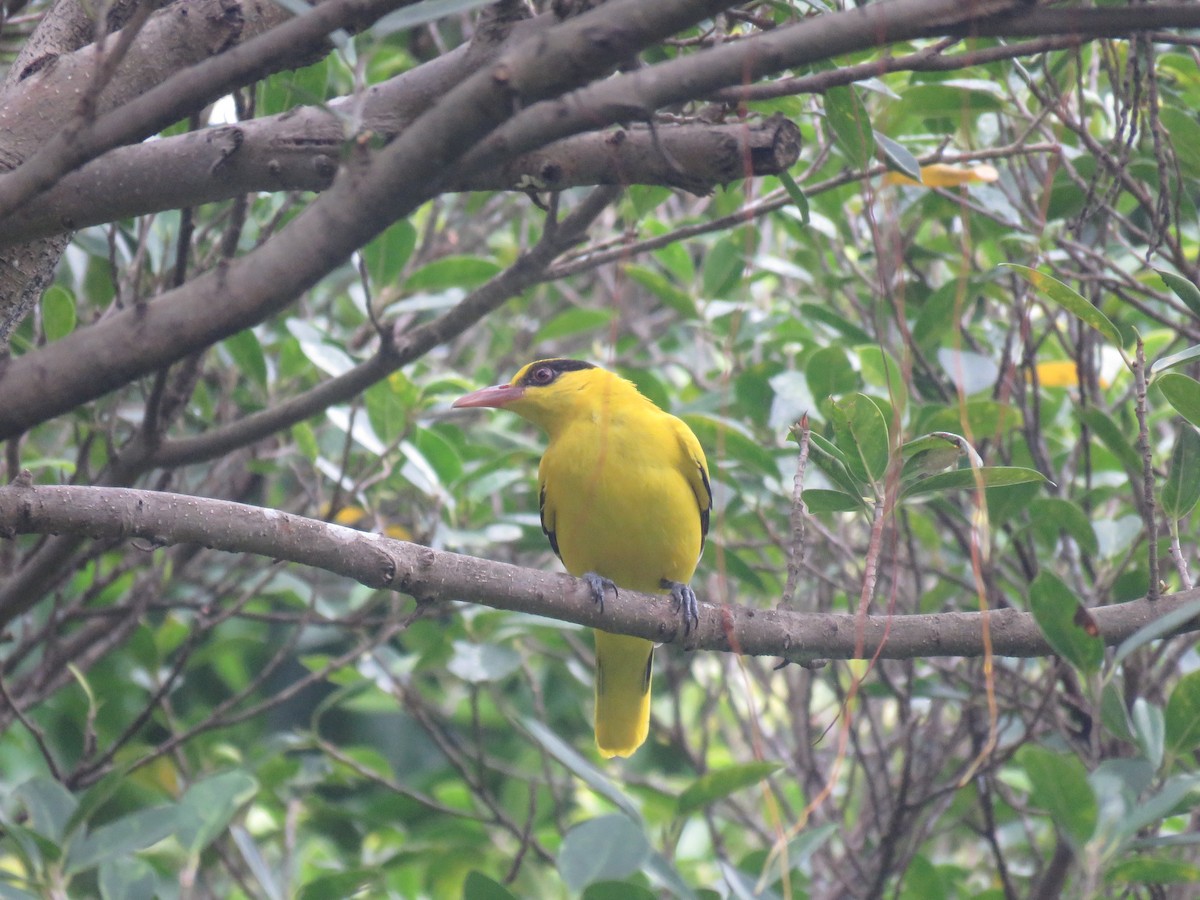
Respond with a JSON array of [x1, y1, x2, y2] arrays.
[[453, 358, 619, 433]]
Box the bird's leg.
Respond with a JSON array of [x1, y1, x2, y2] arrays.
[[662, 579, 700, 634], [582, 572, 618, 613]]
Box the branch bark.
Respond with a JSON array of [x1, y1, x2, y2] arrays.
[[0, 0, 733, 440], [2, 480, 1198, 659], [0, 117, 800, 246]]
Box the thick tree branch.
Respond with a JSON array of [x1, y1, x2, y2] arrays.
[[147, 184, 622, 468], [0, 117, 799, 246], [0, 0, 412, 222], [0, 0, 732, 441], [2, 480, 1197, 658]]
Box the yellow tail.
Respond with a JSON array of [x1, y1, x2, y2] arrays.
[[593, 630, 654, 758]]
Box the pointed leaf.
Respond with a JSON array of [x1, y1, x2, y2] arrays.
[[831, 393, 890, 485], [1018, 745, 1097, 845], [902, 466, 1047, 498], [175, 771, 258, 855], [523, 718, 642, 825], [676, 761, 781, 817], [1112, 598, 1200, 670], [1029, 571, 1104, 674], [875, 133, 921, 182], [1166, 670, 1200, 759], [558, 815, 649, 892], [777, 170, 809, 226], [1157, 373, 1200, 428], [1150, 344, 1200, 376], [1156, 269, 1200, 319], [1003, 264, 1124, 347], [1163, 426, 1200, 520], [825, 86, 874, 170]]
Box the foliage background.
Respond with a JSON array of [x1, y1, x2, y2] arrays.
[[1, 0, 1200, 898]]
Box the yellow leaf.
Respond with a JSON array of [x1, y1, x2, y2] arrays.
[[1032, 360, 1111, 389], [884, 163, 1000, 188]]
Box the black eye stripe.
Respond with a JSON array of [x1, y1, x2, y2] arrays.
[[518, 358, 596, 387]]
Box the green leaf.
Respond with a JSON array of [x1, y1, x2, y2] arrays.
[[175, 771, 258, 856], [558, 815, 649, 892], [1028, 571, 1104, 674], [99, 857, 159, 900], [902, 466, 1047, 498], [1100, 681, 1134, 743], [683, 414, 779, 480], [918, 399, 1023, 438], [66, 806, 180, 875], [15, 777, 77, 843], [533, 308, 616, 343], [830, 393, 890, 485], [362, 220, 417, 288], [623, 265, 696, 318], [824, 85, 875, 170], [41, 285, 76, 341], [642, 851, 698, 900], [875, 132, 921, 182], [291, 421, 319, 462], [799, 302, 873, 344], [805, 346, 859, 401], [522, 719, 642, 825], [405, 255, 500, 292], [1002, 264, 1124, 348], [1109, 856, 1200, 885], [806, 430, 868, 498], [1150, 344, 1200, 376], [583, 882, 657, 900], [901, 434, 962, 482], [1112, 598, 1200, 670], [463, 871, 519, 900], [1159, 107, 1200, 177], [1157, 373, 1200, 428], [446, 640, 520, 684], [1028, 498, 1099, 556], [1156, 269, 1200, 320], [1163, 426, 1200, 520], [777, 170, 809, 226], [1080, 407, 1142, 479], [222, 329, 268, 387], [856, 345, 908, 416], [1018, 745, 1097, 846], [297, 870, 378, 900], [1132, 698, 1165, 769], [701, 237, 744, 298], [259, 58, 328, 116], [676, 761, 781, 817], [1166, 670, 1200, 759], [801, 489, 864, 513]]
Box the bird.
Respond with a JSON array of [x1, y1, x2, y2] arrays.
[[454, 358, 711, 758]]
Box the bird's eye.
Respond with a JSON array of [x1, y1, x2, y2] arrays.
[[532, 367, 554, 385]]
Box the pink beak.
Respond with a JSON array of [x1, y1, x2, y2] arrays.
[[452, 383, 526, 409]]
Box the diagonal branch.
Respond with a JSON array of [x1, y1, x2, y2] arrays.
[[0, 0, 731, 441], [2, 479, 1198, 658]]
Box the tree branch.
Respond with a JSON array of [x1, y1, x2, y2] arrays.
[[147, 184, 622, 469], [0, 117, 798, 246], [0, 0, 412, 221], [0, 0, 732, 441], [2, 480, 1197, 659]]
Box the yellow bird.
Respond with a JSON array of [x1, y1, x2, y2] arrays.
[[454, 359, 711, 758]]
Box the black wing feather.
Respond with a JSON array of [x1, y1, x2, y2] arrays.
[[539, 484, 561, 561]]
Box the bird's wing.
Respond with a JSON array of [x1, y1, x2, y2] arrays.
[[538, 471, 562, 561], [673, 416, 712, 551]]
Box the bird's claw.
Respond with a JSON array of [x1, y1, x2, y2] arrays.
[[662, 579, 700, 635], [583, 572, 618, 613]]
